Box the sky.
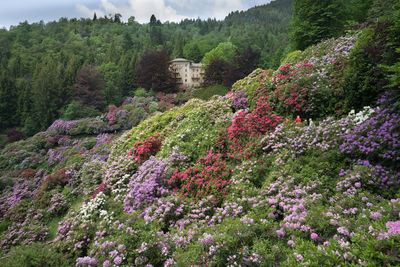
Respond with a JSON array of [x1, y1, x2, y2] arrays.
[[0, 0, 272, 29]]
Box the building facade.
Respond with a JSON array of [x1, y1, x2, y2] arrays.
[[170, 58, 205, 86]]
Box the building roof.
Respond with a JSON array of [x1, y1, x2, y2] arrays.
[[170, 58, 193, 63]]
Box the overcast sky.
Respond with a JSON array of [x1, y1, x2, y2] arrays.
[[0, 0, 272, 29]]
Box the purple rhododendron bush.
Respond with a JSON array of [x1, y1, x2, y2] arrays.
[[1, 31, 400, 266]]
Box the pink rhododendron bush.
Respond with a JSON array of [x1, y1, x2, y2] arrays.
[[1, 32, 400, 266]]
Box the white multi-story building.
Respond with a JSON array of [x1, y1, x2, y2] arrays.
[[170, 58, 205, 86]]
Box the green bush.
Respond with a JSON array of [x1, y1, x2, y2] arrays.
[[134, 87, 149, 97], [2, 243, 71, 267], [344, 24, 393, 112], [63, 101, 101, 120], [193, 84, 230, 101]]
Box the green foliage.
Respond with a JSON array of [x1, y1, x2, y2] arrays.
[[98, 62, 123, 106], [2, 243, 71, 267], [62, 101, 101, 120], [183, 42, 203, 62], [133, 87, 148, 97], [202, 42, 238, 69], [281, 50, 302, 65], [159, 96, 233, 161], [110, 98, 200, 158], [288, 0, 346, 51], [344, 24, 393, 111], [192, 85, 230, 101], [232, 68, 274, 110]]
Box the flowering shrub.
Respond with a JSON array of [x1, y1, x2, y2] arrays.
[[45, 134, 71, 149], [159, 96, 233, 161], [129, 133, 162, 162], [340, 103, 400, 167], [168, 150, 231, 204], [124, 156, 172, 213], [270, 62, 312, 116], [91, 183, 109, 199], [39, 167, 74, 193], [46, 119, 78, 136], [157, 92, 177, 111], [230, 91, 248, 110], [21, 168, 36, 180], [47, 192, 69, 215], [228, 97, 283, 158], [79, 192, 107, 223]]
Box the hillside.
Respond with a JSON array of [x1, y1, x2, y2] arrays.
[[0, 0, 292, 137], [1, 12, 399, 265]]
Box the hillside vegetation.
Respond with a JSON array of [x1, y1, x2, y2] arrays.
[[1, 0, 400, 266]]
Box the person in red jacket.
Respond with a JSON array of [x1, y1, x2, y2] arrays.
[[295, 115, 301, 126]]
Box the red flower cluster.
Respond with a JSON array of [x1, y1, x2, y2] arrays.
[[39, 167, 73, 192], [168, 150, 231, 204], [21, 168, 36, 180], [106, 105, 121, 125], [129, 133, 163, 162], [227, 97, 283, 158], [271, 62, 312, 115], [91, 182, 109, 199], [273, 64, 293, 85], [157, 92, 177, 111]]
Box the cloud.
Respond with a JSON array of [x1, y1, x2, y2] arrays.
[[76, 4, 105, 18], [76, 0, 188, 23], [212, 0, 245, 20], [128, 0, 187, 23], [75, 0, 271, 24]]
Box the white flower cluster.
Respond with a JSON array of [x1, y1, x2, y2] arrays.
[[112, 174, 130, 201], [348, 106, 375, 124], [79, 192, 106, 222], [99, 209, 114, 226]]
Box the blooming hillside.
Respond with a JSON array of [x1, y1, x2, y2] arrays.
[[0, 28, 399, 266]]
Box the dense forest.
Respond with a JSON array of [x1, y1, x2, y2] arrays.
[[0, 0, 293, 137], [1, 0, 400, 266]]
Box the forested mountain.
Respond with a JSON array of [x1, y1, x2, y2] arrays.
[[0, 0, 292, 136]]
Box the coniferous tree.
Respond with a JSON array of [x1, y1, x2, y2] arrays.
[[31, 56, 62, 131], [0, 70, 17, 128], [118, 53, 137, 97]]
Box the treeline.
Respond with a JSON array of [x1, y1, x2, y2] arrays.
[[0, 0, 293, 135]]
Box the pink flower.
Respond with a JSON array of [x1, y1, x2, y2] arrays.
[[276, 228, 285, 237], [287, 240, 295, 247], [370, 212, 381, 220], [311, 233, 318, 240], [386, 221, 400, 235]]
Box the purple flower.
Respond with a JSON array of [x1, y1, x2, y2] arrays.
[[76, 256, 98, 266], [114, 256, 123, 265], [386, 221, 400, 235], [370, 212, 382, 220], [199, 233, 214, 246]]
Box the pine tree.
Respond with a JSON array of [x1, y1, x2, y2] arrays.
[[0, 70, 17, 128], [31, 56, 62, 131], [118, 53, 137, 97]]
